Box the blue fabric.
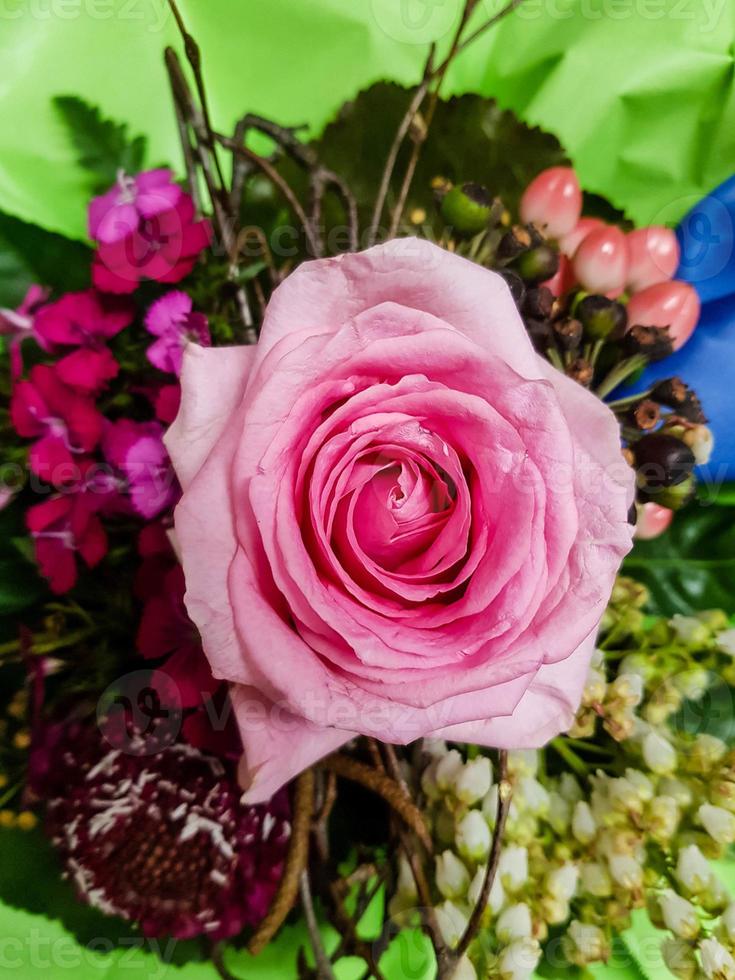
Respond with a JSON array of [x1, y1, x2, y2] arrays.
[[629, 175, 735, 483]]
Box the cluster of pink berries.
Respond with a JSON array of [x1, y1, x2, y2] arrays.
[[521, 167, 700, 351]]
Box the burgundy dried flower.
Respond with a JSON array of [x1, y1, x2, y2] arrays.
[[45, 724, 290, 940]]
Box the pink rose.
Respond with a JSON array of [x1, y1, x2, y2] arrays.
[[167, 240, 634, 803]]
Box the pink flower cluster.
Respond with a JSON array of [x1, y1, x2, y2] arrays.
[[7, 169, 211, 594], [521, 167, 699, 350]]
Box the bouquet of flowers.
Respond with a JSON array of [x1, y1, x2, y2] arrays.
[[1, 3, 733, 979]]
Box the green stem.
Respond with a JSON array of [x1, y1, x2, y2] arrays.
[[547, 348, 565, 372], [606, 388, 653, 411], [589, 338, 605, 369], [0, 625, 99, 659], [0, 782, 21, 810], [551, 738, 589, 777], [596, 354, 647, 399]]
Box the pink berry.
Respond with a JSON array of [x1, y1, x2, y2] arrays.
[[520, 167, 582, 239], [626, 280, 700, 350], [572, 225, 629, 295], [634, 503, 673, 541], [541, 254, 576, 297], [558, 217, 606, 258], [626, 226, 680, 292]]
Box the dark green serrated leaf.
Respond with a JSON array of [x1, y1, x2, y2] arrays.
[[0, 211, 90, 304], [54, 96, 147, 194], [623, 500, 735, 616]]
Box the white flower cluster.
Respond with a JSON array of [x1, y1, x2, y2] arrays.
[[391, 584, 735, 979]]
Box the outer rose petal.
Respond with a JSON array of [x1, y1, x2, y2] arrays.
[[165, 344, 256, 491], [435, 630, 597, 747], [232, 686, 354, 804], [252, 238, 542, 382]]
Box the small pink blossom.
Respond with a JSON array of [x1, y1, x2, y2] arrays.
[[0, 285, 49, 379], [144, 291, 210, 375], [34, 290, 133, 394], [102, 418, 178, 519], [10, 365, 103, 485], [89, 170, 211, 294], [26, 474, 109, 593], [153, 383, 181, 424]]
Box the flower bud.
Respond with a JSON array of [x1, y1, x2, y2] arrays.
[[572, 225, 628, 296], [469, 864, 505, 914], [659, 777, 693, 809], [673, 666, 710, 701], [700, 938, 735, 980], [548, 792, 571, 834], [643, 731, 677, 775], [498, 938, 542, 980], [576, 294, 627, 341], [518, 776, 550, 817], [626, 280, 700, 351], [660, 889, 700, 939], [608, 854, 643, 890], [454, 956, 478, 980], [454, 756, 492, 805], [539, 895, 570, 925], [563, 920, 610, 966], [691, 735, 727, 771], [435, 900, 469, 948], [499, 846, 529, 893], [634, 503, 674, 541], [648, 796, 679, 843], [546, 863, 579, 902], [441, 182, 493, 235], [513, 244, 560, 285], [680, 425, 714, 466], [721, 904, 735, 944], [456, 809, 491, 861], [508, 750, 539, 778], [670, 614, 711, 646], [581, 861, 613, 897], [520, 167, 581, 238], [497, 903, 533, 944], [646, 474, 696, 511], [676, 845, 714, 895], [435, 749, 464, 792], [717, 629, 735, 657], [609, 671, 645, 705], [634, 435, 696, 491], [395, 854, 418, 900], [626, 768, 655, 801], [626, 226, 680, 292], [572, 801, 597, 844], [699, 804, 735, 845], [661, 937, 698, 980], [435, 851, 470, 899]]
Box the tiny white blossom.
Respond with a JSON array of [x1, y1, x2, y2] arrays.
[[498, 938, 541, 980], [468, 865, 505, 914], [643, 732, 677, 775], [625, 768, 655, 801], [676, 845, 714, 895], [423, 738, 448, 758], [700, 938, 735, 980], [649, 796, 680, 842], [699, 804, 735, 845], [548, 792, 571, 834], [671, 614, 710, 646], [559, 773, 583, 803], [546, 863, 579, 901], [572, 801, 597, 844], [456, 809, 491, 861], [673, 667, 710, 701], [435, 851, 470, 899], [518, 776, 550, 816], [481, 784, 499, 825], [608, 854, 643, 890], [661, 937, 698, 980], [609, 671, 645, 705], [497, 903, 533, 943], [499, 846, 529, 892], [435, 750, 464, 792], [721, 904, 735, 944], [580, 861, 613, 897], [454, 756, 492, 805], [660, 889, 700, 939], [435, 900, 469, 948], [717, 629, 735, 657], [564, 920, 608, 965], [453, 956, 478, 980], [508, 749, 539, 778], [658, 777, 694, 808]]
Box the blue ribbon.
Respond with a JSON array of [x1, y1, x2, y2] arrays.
[[632, 175, 735, 484]]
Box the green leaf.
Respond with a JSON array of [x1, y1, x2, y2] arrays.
[[623, 500, 735, 616], [54, 96, 147, 195], [0, 211, 90, 306]]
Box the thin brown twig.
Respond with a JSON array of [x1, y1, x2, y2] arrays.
[[367, 50, 434, 246], [300, 868, 337, 980], [431, 0, 528, 77], [440, 751, 512, 975], [319, 753, 433, 853], [247, 769, 315, 955]]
